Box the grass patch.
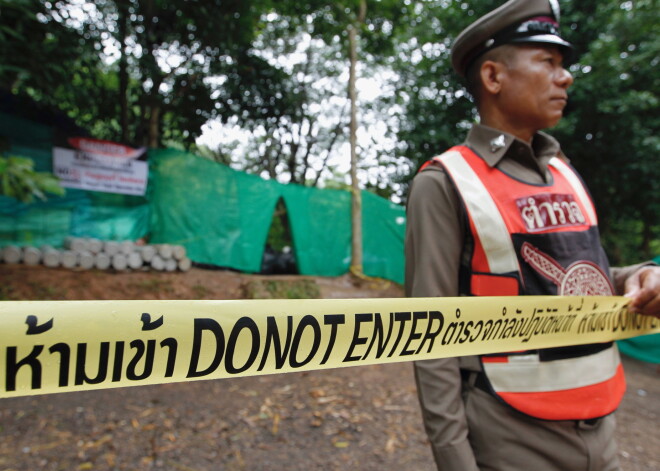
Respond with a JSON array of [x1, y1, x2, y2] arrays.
[[0, 284, 18, 300], [134, 278, 174, 293], [243, 279, 320, 299], [27, 281, 67, 300], [191, 284, 210, 299]]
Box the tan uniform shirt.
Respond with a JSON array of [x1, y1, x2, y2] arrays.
[[404, 123, 643, 470]]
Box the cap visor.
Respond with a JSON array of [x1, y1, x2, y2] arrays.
[[509, 34, 572, 49], [508, 34, 574, 62]]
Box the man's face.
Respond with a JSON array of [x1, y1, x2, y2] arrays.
[[496, 45, 574, 132]]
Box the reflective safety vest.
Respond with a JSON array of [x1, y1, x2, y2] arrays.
[[426, 145, 626, 421]]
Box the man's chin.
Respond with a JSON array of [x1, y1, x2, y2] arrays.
[[545, 114, 564, 129]]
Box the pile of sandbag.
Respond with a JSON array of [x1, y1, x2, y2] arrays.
[[0, 237, 192, 272]]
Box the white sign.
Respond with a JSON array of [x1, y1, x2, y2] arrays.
[[53, 146, 148, 196]]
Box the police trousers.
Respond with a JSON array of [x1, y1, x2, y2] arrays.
[[463, 374, 621, 471]]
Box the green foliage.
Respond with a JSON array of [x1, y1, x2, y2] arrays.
[[112, 0, 293, 147], [2, 0, 657, 264], [191, 284, 211, 299], [4, 0, 290, 148], [0, 283, 18, 301], [389, 0, 658, 264], [1, 1, 119, 143], [0, 0, 91, 92], [265, 199, 293, 252], [134, 278, 174, 295], [278, 0, 411, 58], [219, 15, 349, 185], [0, 155, 64, 203], [243, 279, 320, 299], [387, 0, 501, 193], [599, 219, 660, 268], [206, 0, 419, 189], [26, 280, 67, 300], [555, 0, 660, 264]]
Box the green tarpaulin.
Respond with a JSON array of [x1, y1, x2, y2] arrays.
[[148, 148, 282, 274], [3, 113, 659, 360], [147, 149, 406, 281], [619, 335, 660, 364], [1, 114, 406, 283]]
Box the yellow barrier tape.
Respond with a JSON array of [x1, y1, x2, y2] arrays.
[[1, 296, 658, 398]]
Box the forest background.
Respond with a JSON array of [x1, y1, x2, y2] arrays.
[[1, 0, 658, 266]]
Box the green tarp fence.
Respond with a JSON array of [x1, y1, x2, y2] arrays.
[[0, 188, 150, 249], [617, 255, 660, 364], [147, 149, 405, 282], [147, 149, 282, 275], [0, 115, 405, 283], [618, 334, 660, 364], [3, 113, 659, 359], [1, 112, 149, 245]]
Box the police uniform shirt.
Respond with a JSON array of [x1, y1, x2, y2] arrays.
[[404, 122, 647, 470]]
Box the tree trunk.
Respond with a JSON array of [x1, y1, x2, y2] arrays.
[[348, 0, 367, 276], [641, 219, 652, 260], [148, 103, 160, 149], [118, 0, 130, 143], [140, 0, 160, 149]]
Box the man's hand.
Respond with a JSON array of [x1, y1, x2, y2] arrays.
[[624, 266, 660, 318]]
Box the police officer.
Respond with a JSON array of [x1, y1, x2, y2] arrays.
[[404, 0, 660, 470]]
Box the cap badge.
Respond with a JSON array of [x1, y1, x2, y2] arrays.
[[549, 0, 561, 21], [490, 134, 506, 153]]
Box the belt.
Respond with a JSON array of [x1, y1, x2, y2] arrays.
[[460, 369, 491, 393], [460, 369, 603, 427], [575, 417, 602, 429]]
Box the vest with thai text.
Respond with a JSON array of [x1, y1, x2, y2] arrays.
[[426, 145, 625, 421]]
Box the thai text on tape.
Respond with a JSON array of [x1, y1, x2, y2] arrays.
[[1, 296, 658, 398]]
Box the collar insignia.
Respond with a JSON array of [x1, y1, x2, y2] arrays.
[[490, 134, 506, 153]]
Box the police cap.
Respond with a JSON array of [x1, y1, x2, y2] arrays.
[[451, 0, 573, 77]]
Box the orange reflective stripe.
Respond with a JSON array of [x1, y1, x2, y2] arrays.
[[418, 156, 444, 173], [470, 273, 520, 296], [497, 364, 625, 420], [442, 146, 625, 420], [482, 356, 509, 363]]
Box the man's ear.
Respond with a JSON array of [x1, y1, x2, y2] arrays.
[[480, 60, 505, 95]]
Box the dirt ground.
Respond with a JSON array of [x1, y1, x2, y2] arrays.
[[0, 265, 658, 471]]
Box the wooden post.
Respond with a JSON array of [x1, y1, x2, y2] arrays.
[[79, 251, 95, 270], [157, 244, 173, 259], [150, 255, 165, 271], [178, 257, 192, 272], [104, 241, 120, 257], [165, 258, 177, 272], [61, 250, 78, 269], [95, 252, 111, 270], [43, 248, 60, 268], [2, 246, 22, 264], [112, 253, 128, 271], [172, 245, 187, 260], [348, 0, 367, 277], [88, 238, 103, 254], [23, 247, 42, 266], [128, 251, 143, 270], [139, 245, 156, 262]]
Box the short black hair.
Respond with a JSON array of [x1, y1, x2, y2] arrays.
[[464, 44, 518, 107]]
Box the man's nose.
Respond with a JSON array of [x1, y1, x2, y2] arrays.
[[556, 67, 574, 88]]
